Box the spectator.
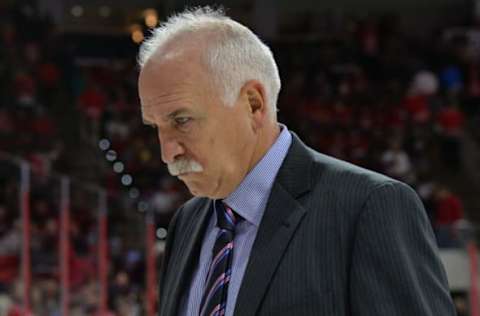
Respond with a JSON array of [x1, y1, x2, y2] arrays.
[[433, 187, 465, 247], [14, 71, 37, 110], [381, 140, 415, 183], [78, 84, 107, 122], [436, 103, 465, 169], [410, 70, 439, 96], [402, 94, 431, 125]]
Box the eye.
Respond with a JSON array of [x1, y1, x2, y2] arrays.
[[174, 117, 191, 125]]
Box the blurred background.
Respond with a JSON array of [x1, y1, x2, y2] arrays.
[[0, 0, 479, 315]]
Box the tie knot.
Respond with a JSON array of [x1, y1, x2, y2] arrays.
[[215, 200, 240, 231]]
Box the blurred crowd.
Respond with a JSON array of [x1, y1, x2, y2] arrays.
[[0, 3, 149, 315], [1, 1, 479, 315], [275, 16, 478, 246]]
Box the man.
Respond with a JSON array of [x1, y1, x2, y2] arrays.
[[137, 7, 455, 316]]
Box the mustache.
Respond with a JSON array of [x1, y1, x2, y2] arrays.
[[167, 158, 203, 176]]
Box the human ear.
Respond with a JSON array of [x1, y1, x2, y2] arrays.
[[241, 80, 267, 128]]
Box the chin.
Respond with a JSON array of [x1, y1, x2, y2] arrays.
[[183, 181, 206, 197], [188, 187, 209, 198], [183, 176, 221, 199], [187, 183, 219, 198]]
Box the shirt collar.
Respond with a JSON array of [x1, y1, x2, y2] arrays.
[[216, 124, 292, 227]]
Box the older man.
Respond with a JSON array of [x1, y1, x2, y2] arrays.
[[137, 7, 455, 316]]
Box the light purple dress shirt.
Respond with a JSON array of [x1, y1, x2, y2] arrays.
[[179, 124, 292, 316]]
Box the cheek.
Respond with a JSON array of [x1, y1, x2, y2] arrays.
[[204, 136, 233, 171], [208, 135, 215, 147], [205, 137, 222, 165], [187, 137, 216, 170], [234, 127, 254, 155]]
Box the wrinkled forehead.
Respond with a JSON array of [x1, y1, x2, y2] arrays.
[[139, 41, 206, 83], [138, 45, 211, 93], [139, 59, 196, 102], [138, 54, 217, 121]]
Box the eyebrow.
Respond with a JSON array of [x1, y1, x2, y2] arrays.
[[166, 108, 190, 120], [142, 107, 191, 126]]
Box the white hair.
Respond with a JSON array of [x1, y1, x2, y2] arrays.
[[137, 6, 281, 113]]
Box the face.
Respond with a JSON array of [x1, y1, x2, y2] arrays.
[[138, 54, 259, 198]]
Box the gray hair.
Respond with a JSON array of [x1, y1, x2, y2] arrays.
[[137, 7, 281, 113]]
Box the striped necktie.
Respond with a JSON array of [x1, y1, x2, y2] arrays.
[[199, 200, 241, 316]]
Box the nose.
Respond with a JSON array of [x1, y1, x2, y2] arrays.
[[160, 136, 185, 164]]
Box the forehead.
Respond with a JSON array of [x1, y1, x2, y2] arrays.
[[139, 57, 194, 95], [139, 43, 207, 91], [139, 56, 199, 99], [138, 56, 214, 121]]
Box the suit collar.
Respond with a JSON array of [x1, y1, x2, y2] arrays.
[[233, 132, 316, 316], [275, 132, 314, 198], [224, 125, 292, 227]]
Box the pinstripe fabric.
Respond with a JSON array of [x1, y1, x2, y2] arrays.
[[159, 131, 456, 316], [179, 125, 292, 316]]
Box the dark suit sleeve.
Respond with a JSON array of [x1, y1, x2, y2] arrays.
[[349, 182, 456, 315]]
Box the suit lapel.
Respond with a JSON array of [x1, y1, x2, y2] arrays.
[[233, 133, 316, 316], [164, 199, 212, 316], [233, 183, 307, 316]]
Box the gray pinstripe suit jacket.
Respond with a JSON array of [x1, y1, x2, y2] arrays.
[[158, 133, 456, 316]]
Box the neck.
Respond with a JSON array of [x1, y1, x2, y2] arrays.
[[247, 123, 281, 173], [211, 123, 280, 200]]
